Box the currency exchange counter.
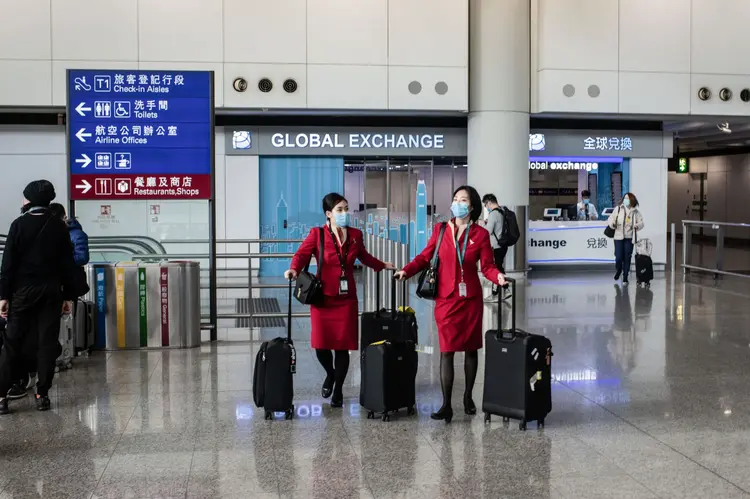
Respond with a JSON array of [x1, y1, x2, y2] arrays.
[[84, 261, 201, 350]]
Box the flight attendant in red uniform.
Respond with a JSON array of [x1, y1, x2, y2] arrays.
[[395, 185, 505, 423], [285, 193, 394, 408]]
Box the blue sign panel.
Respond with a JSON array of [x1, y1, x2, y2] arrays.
[[67, 69, 213, 199]]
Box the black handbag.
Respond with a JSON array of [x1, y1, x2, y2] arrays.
[[293, 227, 325, 305], [416, 223, 447, 300], [603, 206, 620, 238]]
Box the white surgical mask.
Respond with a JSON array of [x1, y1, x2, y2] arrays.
[[623, 198, 631, 208]]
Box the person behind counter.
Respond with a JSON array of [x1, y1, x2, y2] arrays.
[[606, 192, 645, 284], [577, 190, 599, 221]]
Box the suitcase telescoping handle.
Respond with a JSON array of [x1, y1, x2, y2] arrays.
[[287, 277, 293, 342], [374, 269, 406, 315], [497, 276, 517, 338]]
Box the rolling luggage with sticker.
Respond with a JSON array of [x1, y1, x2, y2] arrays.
[[360, 275, 418, 348], [253, 279, 297, 420], [74, 299, 96, 354], [482, 277, 553, 430], [57, 315, 75, 371], [634, 232, 653, 288], [360, 338, 418, 422]]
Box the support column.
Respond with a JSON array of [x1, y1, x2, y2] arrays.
[[468, 0, 530, 273]]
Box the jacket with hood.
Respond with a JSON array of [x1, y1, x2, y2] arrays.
[[67, 218, 90, 266]]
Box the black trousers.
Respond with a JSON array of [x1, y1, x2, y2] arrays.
[[493, 246, 508, 274], [0, 284, 62, 397]]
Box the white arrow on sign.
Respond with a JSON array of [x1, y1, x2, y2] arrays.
[[75, 102, 91, 116], [76, 128, 92, 142], [75, 154, 92, 168], [75, 179, 92, 194]]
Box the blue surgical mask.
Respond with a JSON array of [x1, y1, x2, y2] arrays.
[[583, 198, 590, 205], [623, 198, 631, 207], [451, 202, 470, 219], [333, 212, 349, 227]]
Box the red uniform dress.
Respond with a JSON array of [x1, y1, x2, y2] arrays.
[[291, 226, 385, 351], [402, 221, 501, 352]]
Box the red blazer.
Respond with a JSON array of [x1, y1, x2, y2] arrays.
[[291, 226, 385, 297], [402, 221, 501, 300]]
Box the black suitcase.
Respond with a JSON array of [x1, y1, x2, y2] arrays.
[[482, 277, 553, 430], [360, 276, 418, 348], [253, 279, 297, 420], [74, 299, 96, 355], [635, 253, 653, 287], [360, 339, 418, 422]]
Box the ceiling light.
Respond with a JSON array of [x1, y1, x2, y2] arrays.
[[717, 122, 732, 133]]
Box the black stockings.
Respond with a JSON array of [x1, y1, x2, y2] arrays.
[[438, 351, 479, 410], [315, 349, 350, 397]]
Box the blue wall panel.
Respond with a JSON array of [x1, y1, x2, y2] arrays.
[[259, 156, 344, 277]]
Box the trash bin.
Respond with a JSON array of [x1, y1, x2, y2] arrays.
[[85, 260, 201, 350]]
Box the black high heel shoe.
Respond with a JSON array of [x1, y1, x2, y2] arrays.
[[430, 407, 453, 424], [464, 396, 477, 415], [321, 375, 334, 399]]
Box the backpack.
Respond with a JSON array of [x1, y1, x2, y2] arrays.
[[492, 207, 520, 247]]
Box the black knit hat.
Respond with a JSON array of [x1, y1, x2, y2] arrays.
[[23, 180, 56, 207]]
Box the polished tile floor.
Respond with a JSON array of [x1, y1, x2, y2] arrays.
[[3, 270, 750, 498]]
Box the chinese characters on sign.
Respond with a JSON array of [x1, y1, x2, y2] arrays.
[[583, 136, 633, 152], [67, 70, 213, 200], [587, 238, 608, 249]]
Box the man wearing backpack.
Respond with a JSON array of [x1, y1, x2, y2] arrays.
[[482, 194, 520, 300]]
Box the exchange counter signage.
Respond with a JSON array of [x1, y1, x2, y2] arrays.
[[225, 127, 467, 157], [226, 127, 671, 159]]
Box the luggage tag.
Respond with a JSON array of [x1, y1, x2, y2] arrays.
[[458, 282, 467, 297], [339, 278, 349, 295]]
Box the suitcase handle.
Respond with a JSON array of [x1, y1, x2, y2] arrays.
[[374, 269, 406, 315], [287, 278, 293, 342], [498, 276, 516, 332]]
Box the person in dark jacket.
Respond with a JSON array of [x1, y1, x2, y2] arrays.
[[0, 180, 77, 414], [49, 203, 90, 267]]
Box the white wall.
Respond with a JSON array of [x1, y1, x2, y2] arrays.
[[533, 0, 750, 116], [667, 154, 750, 240], [630, 158, 668, 265], [0, 0, 468, 111]]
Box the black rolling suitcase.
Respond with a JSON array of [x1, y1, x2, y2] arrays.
[[253, 279, 297, 420], [482, 277, 553, 430], [360, 339, 418, 422], [360, 275, 417, 348], [634, 233, 653, 287]]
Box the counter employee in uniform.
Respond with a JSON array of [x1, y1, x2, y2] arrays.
[[577, 190, 599, 220]]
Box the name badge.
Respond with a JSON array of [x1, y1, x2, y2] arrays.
[[339, 278, 349, 295], [458, 282, 467, 297]]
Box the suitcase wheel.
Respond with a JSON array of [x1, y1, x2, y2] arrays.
[[264, 411, 272, 421], [381, 413, 391, 422], [367, 411, 375, 420], [519, 420, 527, 431], [538, 419, 545, 429], [502, 416, 510, 423], [285, 408, 294, 420], [406, 406, 416, 416], [484, 412, 490, 424]]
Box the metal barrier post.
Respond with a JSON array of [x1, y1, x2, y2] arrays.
[[716, 224, 725, 273], [248, 252, 253, 329], [682, 222, 689, 274], [670, 222, 676, 274]]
